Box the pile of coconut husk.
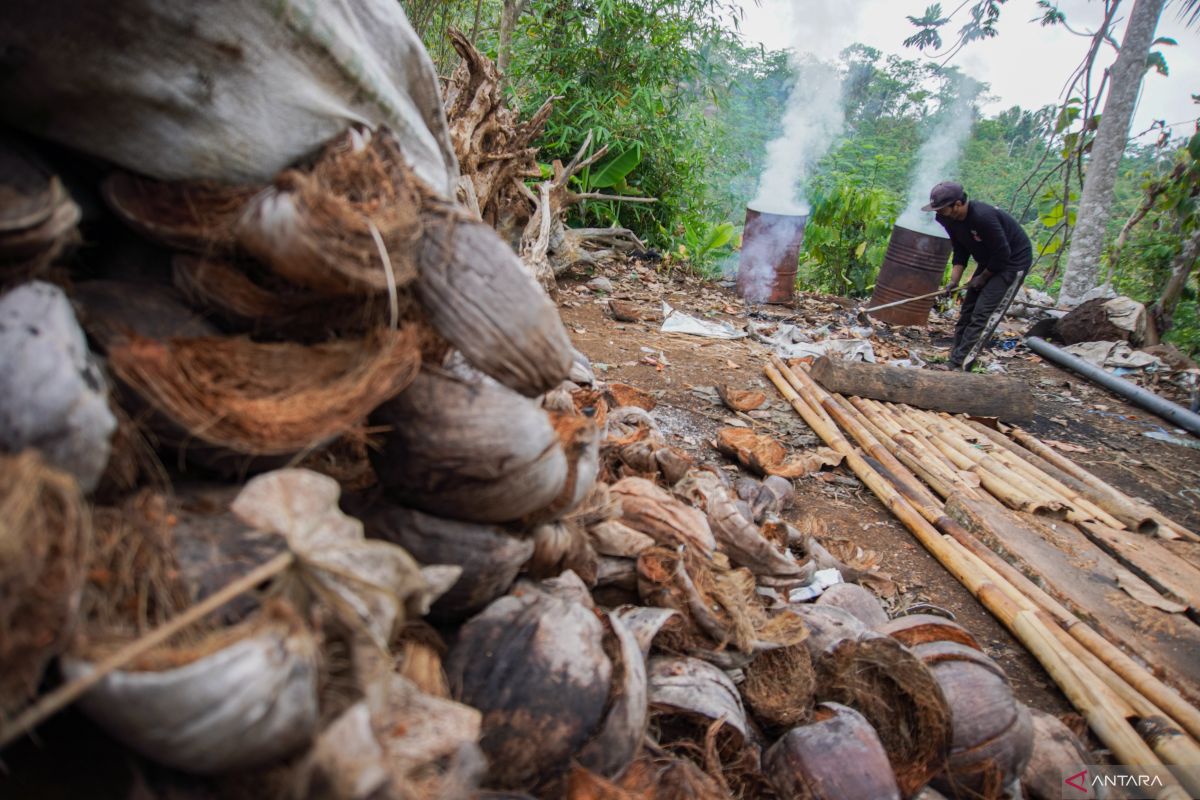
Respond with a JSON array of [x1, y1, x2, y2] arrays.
[[0, 21, 1083, 800]]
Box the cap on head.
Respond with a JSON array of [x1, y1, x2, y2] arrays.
[[922, 181, 966, 212]]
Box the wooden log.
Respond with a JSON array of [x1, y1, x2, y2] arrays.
[[945, 492, 1200, 707], [809, 356, 1035, 421], [1009, 427, 1199, 543], [966, 419, 1158, 535], [764, 362, 1192, 794]]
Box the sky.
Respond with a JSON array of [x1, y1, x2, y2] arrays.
[[733, 0, 1200, 142]]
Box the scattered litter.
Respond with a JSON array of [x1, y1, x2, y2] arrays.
[[750, 320, 876, 362], [1143, 430, 1200, 450], [788, 568, 843, 602], [660, 302, 746, 339], [587, 276, 614, 293], [1063, 341, 1168, 372]]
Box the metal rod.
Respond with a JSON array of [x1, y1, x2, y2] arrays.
[[1025, 336, 1200, 436]]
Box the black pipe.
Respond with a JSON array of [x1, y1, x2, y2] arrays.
[[1024, 336, 1200, 437]]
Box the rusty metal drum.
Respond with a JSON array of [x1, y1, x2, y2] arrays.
[[736, 205, 808, 305], [868, 225, 953, 326]]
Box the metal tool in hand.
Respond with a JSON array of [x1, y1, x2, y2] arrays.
[[856, 286, 965, 324], [959, 270, 1028, 372]]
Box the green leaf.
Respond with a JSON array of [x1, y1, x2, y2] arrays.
[[1147, 52, 1169, 77], [701, 222, 735, 254], [588, 144, 643, 189], [1188, 133, 1200, 162]]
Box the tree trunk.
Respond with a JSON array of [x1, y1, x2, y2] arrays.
[[498, 0, 527, 77], [1058, 0, 1166, 307], [1147, 226, 1200, 345]]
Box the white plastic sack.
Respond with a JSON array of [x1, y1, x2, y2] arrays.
[[0, 1, 458, 194], [1062, 341, 1167, 372], [661, 302, 747, 339]]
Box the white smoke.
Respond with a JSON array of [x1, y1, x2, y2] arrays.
[[750, 60, 844, 214], [896, 79, 981, 237]]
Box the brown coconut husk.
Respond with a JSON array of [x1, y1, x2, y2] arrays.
[[395, 622, 450, 699], [0, 138, 80, 278], [0, 451, 89, 716], [611, 477, 716, 555], [617, 754, 730, 800], [102, 171, 259, 252], [107, 326, 420, 466], [295, 434, 379, 493], [531, 412, 601, 524], [741, 644, 816, 732], [817, 634, 953, 796], [172, 254, 395, 338], [237, 128, 426, 296], [571, 387, 609, 429]]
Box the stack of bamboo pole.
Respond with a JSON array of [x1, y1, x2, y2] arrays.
[[764, 355, 1200, 800]]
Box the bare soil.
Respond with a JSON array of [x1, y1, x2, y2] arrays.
[[559, 258, 1200, 718]]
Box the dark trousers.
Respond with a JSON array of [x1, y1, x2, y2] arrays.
[[950, 269, 1024, 366]]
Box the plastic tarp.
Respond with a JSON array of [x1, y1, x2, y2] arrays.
[[0, 0, 458, 195], [1062, 341, 1168, 372]]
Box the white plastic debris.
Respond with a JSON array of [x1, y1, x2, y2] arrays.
[[1062, 341, 1168, 372], [660, 302, 747, 339], [749, 321, 876, 362], [787, 568, 844, 602], [0, 281, 116, 491]]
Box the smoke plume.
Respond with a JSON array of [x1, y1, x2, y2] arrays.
[[896, 77, 982, 236]]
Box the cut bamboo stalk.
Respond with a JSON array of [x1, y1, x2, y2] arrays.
[[1009, 427, 1199, 543], [967, 419, 1159, 535], [767, 361, 1200, 784], [859, 399, 983, 497], [850, 398, 978, 498], [940, 415, 1126, 530]]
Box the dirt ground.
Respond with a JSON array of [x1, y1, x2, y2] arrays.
[[558, 257, 1199, 718]]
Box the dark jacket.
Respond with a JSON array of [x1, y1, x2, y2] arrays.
[[937, 201, 1032, 277]]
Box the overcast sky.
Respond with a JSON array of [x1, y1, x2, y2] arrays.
[[733, 0, 1199, 142]]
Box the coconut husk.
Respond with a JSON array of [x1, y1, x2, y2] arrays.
[[763, 702, 901, 800], [610, 478, 716, 555], [1021, 708, 1093, 800], [172, 255, 393, 339], [817, 633, 954, 796], [370, 366, 568, 523], [364, 505, 534, 623], [590, 520, 656, 558], [914, 641, 1034, 800], [716, 428, 843, 479], [741, 643, 816, 732], [446, 581, 645, 793], [0, 137, 79, 276], [805, 535, 897, 598], [607, 383, 657, 411], [675, 470, 812, 582], [616, 754, 730, 800], [395, 623, 450, 699], [63, 602, 321, 775], [94, 401, 168, 502], [750, 475, 794, 521], [414, 210, 575, 397], [794, 605, 868, 657], [614, 606, 679, 660], [878, 614, 982, 650], [571, 387, 609, 430], [71, 279, 221, 353], [0, 451, 89, 716], [815, 583, 888, 628], [102, 171, 258, 252], [294, 435, 379, 493], [237, 128, 424, 296], [596, 556, 638, 592], [108, 326, 419, 471], [527, 522, 599, 586], [533, 412, 601, 524], [717, 385, 767, 413]]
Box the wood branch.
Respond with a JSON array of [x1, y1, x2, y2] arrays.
[[568, 192, 659, 204], [809, 357, 1035, 421]]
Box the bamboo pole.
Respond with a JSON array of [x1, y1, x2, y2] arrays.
[[851, 398, 982, 499], [1009, 427, 1199, 543], [966, 419, 1159, 534], [767, 361, 1197, 790], [0, 551, 295, 749], [939, 415, 1126, 530], [799, 371, 1200, 743]]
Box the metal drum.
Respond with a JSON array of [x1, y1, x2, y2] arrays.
[[736, 205, 808, 304], [868, 225, 953, 326]]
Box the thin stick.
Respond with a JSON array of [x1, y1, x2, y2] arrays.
[[0, 551, 295, 749]]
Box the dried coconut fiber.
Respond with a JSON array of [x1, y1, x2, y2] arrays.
[[817, 633, 953, 796], [0, 451, 88, 717], [102, 172, 259, 253], [107, 326, 420, 470], [741, 643, 816, 731]]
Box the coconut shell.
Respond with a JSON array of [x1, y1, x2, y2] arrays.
[[915, 641, 1034, 799], [415, 213, 573, 397], [371, 366, 568, 523], [447, 583, 643, 791], [614, 606, 679, 660], [794, 604, 868, 657], [1022, 707, 1094, 800], [610, 477, 716, 555], [817, 633, 954, 796], [878, 614, 983, 650], [648, 656, 751, 743], [364, 504, 533, 622], [763, 702, 901, 800], [815, 583, 888, 628], [102, 171, 257, 252]]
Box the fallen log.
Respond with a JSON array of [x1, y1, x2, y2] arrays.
[[809, 356, 1035, 421]]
